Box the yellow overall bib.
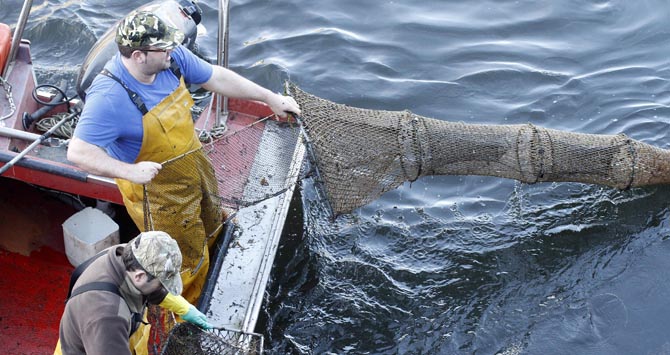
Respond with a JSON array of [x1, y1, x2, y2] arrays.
[[119, 77, 223, 354], [117, 77, 223, 300]]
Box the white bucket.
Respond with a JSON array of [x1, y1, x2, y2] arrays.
[[62, 207, 120, 267]]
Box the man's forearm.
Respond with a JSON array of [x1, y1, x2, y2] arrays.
[[68, 137, 128, 177], [202, 66, 273, 101], [202, 66, 301, 118], [67, 137, 160, 184]]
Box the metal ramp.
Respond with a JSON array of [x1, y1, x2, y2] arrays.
[[204, 119, 305, 333]]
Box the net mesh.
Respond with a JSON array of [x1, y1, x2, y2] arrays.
[[143, 148, 222, 271], [161, 323, 264, 355], [287, 82, 670, 216], [147, 306, 173, 355], [197, 110, 302, 211]]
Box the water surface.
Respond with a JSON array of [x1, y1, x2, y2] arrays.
[[3, 0, 670, 353]]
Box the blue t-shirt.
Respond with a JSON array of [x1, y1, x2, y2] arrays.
[[74, 46, 213, 163]]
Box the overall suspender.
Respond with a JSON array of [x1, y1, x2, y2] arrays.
[[98, 59, 182, 115]]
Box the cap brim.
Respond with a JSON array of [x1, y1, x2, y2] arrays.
[[162, 274, 183, 295]]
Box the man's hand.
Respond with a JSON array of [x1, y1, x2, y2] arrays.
[[183, 305, 213, 330], [67, 137, 163, 184], [266, 93, 301, 120], [127, 161, 162, 185]]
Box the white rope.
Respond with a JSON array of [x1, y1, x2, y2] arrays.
[[35, 112, 77, 138], [197, 97, 227, 143]]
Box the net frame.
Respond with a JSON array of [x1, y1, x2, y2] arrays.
[[161, 322, 264, 355]]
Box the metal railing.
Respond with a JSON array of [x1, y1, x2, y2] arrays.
[[215, 0, 230, 127]]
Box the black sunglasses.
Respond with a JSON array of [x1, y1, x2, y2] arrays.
[[141, 48, 169, 53]]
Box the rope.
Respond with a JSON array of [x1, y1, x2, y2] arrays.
[[196, 97, 226, 143], [35, 112, 78, 138], [197, 124, 227, 143]]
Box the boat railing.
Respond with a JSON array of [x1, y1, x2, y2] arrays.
[[215, 0, 230, 128]]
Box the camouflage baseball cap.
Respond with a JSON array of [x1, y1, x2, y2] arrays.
[[129, 231, 183, 295], [116, 11, 184, 50]]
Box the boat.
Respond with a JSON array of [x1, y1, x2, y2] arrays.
[[0, 0, 304, 353]]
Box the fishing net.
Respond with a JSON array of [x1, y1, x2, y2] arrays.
[[141, 148, 222, 272], [139, 148, 226, 355], [197, 114, 302, 210], [161, 322, 264, 355], [147, 305, 173, 355], [286, 82, 670, 217]]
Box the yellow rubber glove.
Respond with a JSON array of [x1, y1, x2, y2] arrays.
[[159, 293, 191, 316], [160, 293, 212, 329]]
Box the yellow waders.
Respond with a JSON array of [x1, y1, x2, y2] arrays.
[[117, 78, 223, 354]]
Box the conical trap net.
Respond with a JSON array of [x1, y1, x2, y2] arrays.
[[287, 82, 670, 217]]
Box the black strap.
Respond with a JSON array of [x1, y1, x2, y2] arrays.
[[169, 58, 182, 80], [99, 69, 148, 115], [98, 58, 182, 116], [66, 250, 108, 300], [69, 281, 121, 299]]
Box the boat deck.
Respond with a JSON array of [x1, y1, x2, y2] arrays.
[[0, 178, 76, 354]]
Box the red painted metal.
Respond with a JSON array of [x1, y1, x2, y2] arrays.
[[227, 97, 274, 118], [0, 178, 76, 355], [0, 159, 124, 203], [0, 248, 72, 354], [0, 23, 10, 75]]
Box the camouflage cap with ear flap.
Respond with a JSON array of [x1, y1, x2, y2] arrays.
[[129, 231, 183, 295], [115, 11, 185, 50]]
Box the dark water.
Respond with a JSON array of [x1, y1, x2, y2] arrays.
[[4, 0, 670, 354]]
